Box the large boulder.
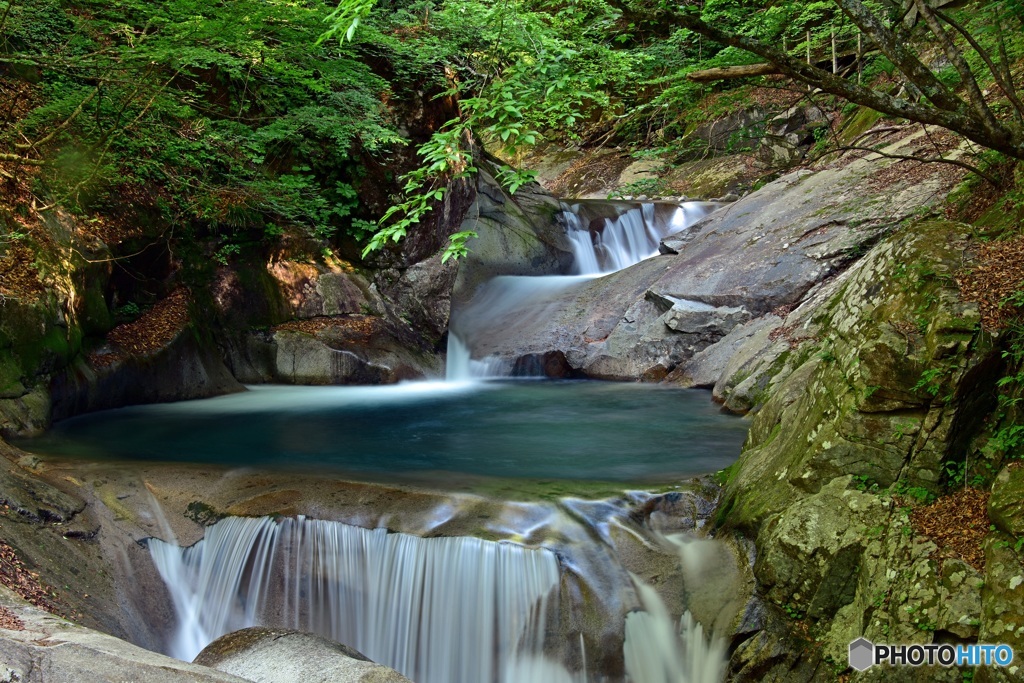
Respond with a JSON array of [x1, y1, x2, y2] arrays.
[[713, 216, 1016, 682], [0, 586, 248, 683], [194, 627, 412, 683], [718, 220, 994, 531]]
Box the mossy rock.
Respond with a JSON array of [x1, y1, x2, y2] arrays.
[[978, 532, 1024, 682], [77, 275, 113, 336], [836, 106, 884, 146], [718, 220, 994, 533], [662, 154, 757, 199], [989, 465, 1024, 537], [0, 351, 25, 399]]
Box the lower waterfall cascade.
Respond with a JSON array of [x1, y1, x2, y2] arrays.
[[149, 515, 563, 683], [149, 506, 735, 683], [138, 198, 735, 682]]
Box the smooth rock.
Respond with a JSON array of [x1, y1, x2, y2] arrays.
[[454, 127, 963, 380], [195, 627, 412, 683], [0, 586, 247, 683], [663, 299, 750, 336]]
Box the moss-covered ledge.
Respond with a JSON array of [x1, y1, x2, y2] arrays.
[[717, 219, 997, 535]]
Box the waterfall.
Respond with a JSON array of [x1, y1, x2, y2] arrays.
[[624, 591, 727, 683], [445, 331, 507, 381], [149, 516, 561, 683], [447, 200, 720, 378], [622, 531, 735, 683], [564, 201, 719, 276]]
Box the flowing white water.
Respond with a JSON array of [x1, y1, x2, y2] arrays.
[[624, 588, 727, 683], [565, 202, 718, 276], [622, 531, 735, 683], [445, 328, 509, 381], [149, 516, 561, 683], [447, 201, 720, 378]]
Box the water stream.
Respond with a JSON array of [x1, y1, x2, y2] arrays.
[[146, 500, 740, 683], [20, 199, 740, 682], [447, 201, 719, 380], [149, 516, 561, 680]]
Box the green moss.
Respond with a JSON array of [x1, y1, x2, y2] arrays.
[[836, 107, 884, 146], [185, 500, 226, 526], [0, 351, 24, 398], [718, 220, 990, 532], [78, 279, 112, 336]]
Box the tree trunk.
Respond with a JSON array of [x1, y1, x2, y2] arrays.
[[687, 63, 783, 82]]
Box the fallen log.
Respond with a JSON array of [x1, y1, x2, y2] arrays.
[[686, 63, 782, 82]]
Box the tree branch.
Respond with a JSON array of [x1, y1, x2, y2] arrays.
[[914, 0, 1004, 143], [0, 153, 45, 166], [833, 0, 964, 113], [14, 87, 99, 151], [672, 3, 1024, 159], [825, 143, 1000, 186], [935, 7, 1024, 128], [687, 63, 782, 82]]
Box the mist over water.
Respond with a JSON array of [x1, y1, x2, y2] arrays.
[[23, 381, 747, 485]]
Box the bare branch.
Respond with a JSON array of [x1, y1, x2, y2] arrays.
[[0, 153, 45, 166], [935, 7, 1024, 127], [0, 0, 17, 38], [834, 0, 964, 113], [14, 87, 100, 151], [687, 63, 782, 82], [848, 125, 905, 146], [672, 3, 1024, 159], [827, 143, 1000, 186], [914, 0, 1004, 142]]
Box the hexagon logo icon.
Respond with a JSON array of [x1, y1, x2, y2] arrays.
[[849, 637, 875, 671]]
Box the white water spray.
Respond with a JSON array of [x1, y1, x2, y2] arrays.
[[624, 588, 727, 683], [445, 329, 508, 381], [623, 532, 735, 683], [149, 516, 560, 683], [565, 202, 719, 276]]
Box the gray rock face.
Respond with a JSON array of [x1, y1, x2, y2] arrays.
[[457, 128, 961, 380], [224, 319, 443, 385], [715, 217, 1009, 682], [49, 331, 244, 426], [195, 627, 412, 683], [756, 477, 890, 622], [0, 587, 248, 683], [452, 168, 574, 305], [663, 298, 750, 335]]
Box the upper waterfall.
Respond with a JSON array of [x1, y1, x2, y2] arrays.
[[446, 199, 720, 379], [562, 201, 719, 275]]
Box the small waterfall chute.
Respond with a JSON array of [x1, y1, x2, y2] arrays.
[[565, 201, 719, 276], [445, 200, 721, 378]]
